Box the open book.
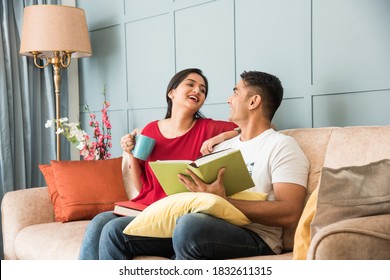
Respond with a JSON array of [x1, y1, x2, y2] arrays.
[[113, 200, 148, 217], [149, 148, 254, 196]]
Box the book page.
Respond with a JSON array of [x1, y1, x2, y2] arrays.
[[156, 160, 192, 163], [193, 148, 235, 166]]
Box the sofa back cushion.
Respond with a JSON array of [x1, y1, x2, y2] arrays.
[[324, 126, 390, 169], [280, 127, 334, 251], [281, 127, 335, 197]]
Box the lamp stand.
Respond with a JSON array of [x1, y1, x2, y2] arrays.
[[19, 5, 92, 161], [32, 51, 72, 161]]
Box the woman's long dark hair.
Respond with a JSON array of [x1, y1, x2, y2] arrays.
[[164, 68, 208, 119]]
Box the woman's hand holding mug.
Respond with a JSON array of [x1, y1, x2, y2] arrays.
[[121, 128, 140, 155]]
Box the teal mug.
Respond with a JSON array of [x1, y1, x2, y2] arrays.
[[132, 134, 156, 161]]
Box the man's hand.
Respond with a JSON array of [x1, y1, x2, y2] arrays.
[[177, 168, 228, 199]]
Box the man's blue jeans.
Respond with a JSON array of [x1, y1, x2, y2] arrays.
[[99, 213, 275, 260]]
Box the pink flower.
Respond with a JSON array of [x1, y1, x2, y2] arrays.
[[82, 86, 112, 160], [46, 86, 113, 161], [47, 87, 112, 161]]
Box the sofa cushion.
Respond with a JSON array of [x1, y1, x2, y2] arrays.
[[293, 159, 390, 259], [50, 157, 128, 222], [310, 159, 390, 238], [123, 191, 267, 238], [15, 220, 89, 260]]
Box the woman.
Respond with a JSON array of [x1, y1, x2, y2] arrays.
[[79, 68, 237, 259]]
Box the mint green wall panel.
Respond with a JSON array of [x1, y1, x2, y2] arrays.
[[130, 108, 167, 131], [313, 90, 390, 127], [175, 0, 212, 5], [273, 98, 308, 130], [79, 25, 126, 112], [313, 0, 390, 90], [104, 110, 128, 157], [77, 0, 124, 30], [125, 0, 171, 19], [235, 0, 311, 96], [175, 0, 235, 105], [126, 14, 175, 109]]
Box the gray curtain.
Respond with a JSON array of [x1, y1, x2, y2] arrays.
[[1, 0, 72, 259], [0, 0, 70, 255]]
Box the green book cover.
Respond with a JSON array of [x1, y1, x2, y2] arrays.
[[149, 148, 255, 196]]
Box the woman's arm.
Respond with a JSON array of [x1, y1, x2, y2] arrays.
[[200, 128, 241, 155], [120, 129, 143, 192], [128, 157, 143, 192]]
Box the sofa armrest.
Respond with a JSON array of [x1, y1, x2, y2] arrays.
[[307, 214, 390, 260], [1, 187, 55, 259]]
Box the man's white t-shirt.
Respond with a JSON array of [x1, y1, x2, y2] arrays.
[[214, 128, 309, 254]]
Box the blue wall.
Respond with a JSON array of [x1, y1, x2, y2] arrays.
[[77, 0, 390, 158]]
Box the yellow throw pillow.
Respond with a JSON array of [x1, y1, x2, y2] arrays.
[[123, 191, 267, 238], [230, 190, 267, 201], [292, 187, 318, 260]]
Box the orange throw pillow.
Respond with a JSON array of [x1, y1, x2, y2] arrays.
[[50, 157, 128, 222], [39, 164, 63, 222]]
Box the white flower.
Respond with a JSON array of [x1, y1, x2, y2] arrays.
[[76, 142, 86, 151], [66, 122, 78, 129], [45, 120, 53, 128], [80, 147, 89, 157], [67, 124, 79, 138], [56, 128, 64, 135], [75, 130, 86, 142], [59, 117, 68, 123], [94, 150, 100, 160]]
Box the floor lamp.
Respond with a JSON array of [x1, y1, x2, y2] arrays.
[[19, 5, 92, 160]]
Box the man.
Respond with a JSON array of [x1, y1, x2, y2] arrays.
[[100, 71, 309, 259]]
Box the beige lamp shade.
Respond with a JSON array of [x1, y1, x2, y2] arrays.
[[20, 5, 92, 58]]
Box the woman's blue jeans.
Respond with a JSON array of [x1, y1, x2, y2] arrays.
[[99, 213, 275, 260], [78, 211, 134, 260]]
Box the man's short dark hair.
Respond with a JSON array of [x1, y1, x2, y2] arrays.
[[240, 71, 283, 121]]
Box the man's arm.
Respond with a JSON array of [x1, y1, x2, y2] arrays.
[[178, 169, 306, 229], [227, 183, 306, 228]]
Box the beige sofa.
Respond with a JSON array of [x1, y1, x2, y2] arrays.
[[2, 125, 390, 260]]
